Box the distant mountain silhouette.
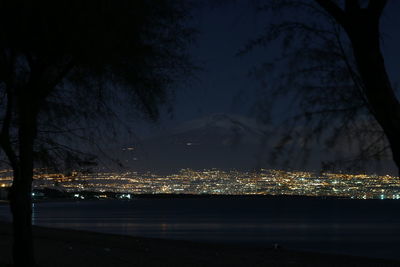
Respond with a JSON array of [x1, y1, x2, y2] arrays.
[[111, 113, 396, 175], [168, 113, 268, 146], [120, 114, 270, 173]]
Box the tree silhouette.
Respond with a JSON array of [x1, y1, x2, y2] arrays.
[[0, 0, 192, 265], [246, 0, 396, 173]]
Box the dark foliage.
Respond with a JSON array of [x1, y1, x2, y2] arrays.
[[0, 1, 193, 265], [0, 0, 194, 171], [245, 0, 393, 173]]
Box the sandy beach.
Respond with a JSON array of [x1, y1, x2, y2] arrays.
[[0, 221, 399, 267]]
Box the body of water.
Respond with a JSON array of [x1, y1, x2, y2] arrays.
[[1, 197, 400, 260]]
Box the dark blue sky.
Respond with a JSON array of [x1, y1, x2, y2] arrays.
[[156, 2, 268, 126], [121, 1, 400, 174], [149, 1, 400, 128]]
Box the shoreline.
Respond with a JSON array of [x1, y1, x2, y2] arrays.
[[3, 191, 398, 203], [1, 221, 399, 266], [4, 193, 396, 203]]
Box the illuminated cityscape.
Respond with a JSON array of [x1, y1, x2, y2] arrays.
[[1, 168, 400, 199]]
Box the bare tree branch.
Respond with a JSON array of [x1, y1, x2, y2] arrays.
[[313, 0, 348, 27], [368, 0, 388, 18], [345, 0, 360, 13], [0, 86, 18, 170]]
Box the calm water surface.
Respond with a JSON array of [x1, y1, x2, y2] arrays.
[[1, 197, 400, 260]]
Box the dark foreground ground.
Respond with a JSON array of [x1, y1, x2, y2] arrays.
[[0, 222, 399, 267]]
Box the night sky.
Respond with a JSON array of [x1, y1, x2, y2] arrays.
[[171, 2, 264, 122], [5, 3, 400, 267], [87, 1, 400, 177], [163, 1, 400, 125], [113, 1, 400, 175]]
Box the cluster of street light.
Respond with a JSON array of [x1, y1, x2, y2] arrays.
[[0, 168, 399, 199]]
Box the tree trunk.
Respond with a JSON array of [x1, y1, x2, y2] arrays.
[[9, 103, 37, 266], [348, 20, 400, 174], [314, 0, 399, 172]]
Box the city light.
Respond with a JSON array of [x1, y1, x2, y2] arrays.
[[0, 168, 399, 199]]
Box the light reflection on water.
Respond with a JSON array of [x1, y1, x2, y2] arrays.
[[1, 198, 400, 259]]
